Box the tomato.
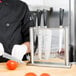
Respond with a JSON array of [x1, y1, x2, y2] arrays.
[[25, 72, 37, 76], [40, 73, 50, 76], [6, 60, 18, 70]]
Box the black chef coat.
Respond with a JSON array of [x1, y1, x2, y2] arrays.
[[0, 0, 34, 62]]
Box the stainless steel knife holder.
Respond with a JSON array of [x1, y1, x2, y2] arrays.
[[30, 27, 71, 68]]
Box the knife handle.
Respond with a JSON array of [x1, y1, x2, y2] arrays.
[[43, 9, 48, 27], [32, 12, 37, 27], [37, 9, 42, 27], [59, 8, 64, 26]]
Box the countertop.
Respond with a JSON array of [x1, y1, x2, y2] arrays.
[[0, 61, 75, 76]]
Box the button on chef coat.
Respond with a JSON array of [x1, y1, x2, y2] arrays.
[[0, 0, 34, 57]]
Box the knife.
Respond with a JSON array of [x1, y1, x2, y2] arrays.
[[34, 12, 38, 53], [2, 52, 25, 64], [34, 9, 42, 53], [35, 9, 43, 59], [59, 8, 64, 53]]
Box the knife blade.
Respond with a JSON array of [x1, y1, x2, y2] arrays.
[[2, 52, 25, 64]]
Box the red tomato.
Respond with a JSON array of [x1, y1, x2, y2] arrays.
[[25, 72, 37, 76], [40, 73, 50, 76], [6, 60, 18, 70]]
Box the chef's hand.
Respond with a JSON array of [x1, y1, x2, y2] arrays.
[[12, 44, 28, 60], [0, 43, 4, 56]]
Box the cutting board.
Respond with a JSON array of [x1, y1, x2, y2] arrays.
[[0, 61, 75, 76]]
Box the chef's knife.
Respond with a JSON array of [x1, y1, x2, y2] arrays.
[[35, 9, 43, 60], [34, 9, 42, 52], [2, 52, 25, 64]]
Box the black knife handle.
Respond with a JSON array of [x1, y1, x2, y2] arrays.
[[37, 9, 42, 26], [43, 9, 48, 27], [32, 12, 37, 26], [59, 8, 64, 26]]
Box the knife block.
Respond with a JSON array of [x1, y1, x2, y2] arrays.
[[30, 27, 71, 68]]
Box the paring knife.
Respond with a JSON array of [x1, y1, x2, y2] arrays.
[[2, 52, 25, 64], [59, 8, 64, 53]]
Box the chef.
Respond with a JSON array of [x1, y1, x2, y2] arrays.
[[0, 0, 34, 62]]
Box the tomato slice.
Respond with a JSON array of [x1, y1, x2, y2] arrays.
[[25, 72, 37, 76], [40, 73, 50, 76]]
